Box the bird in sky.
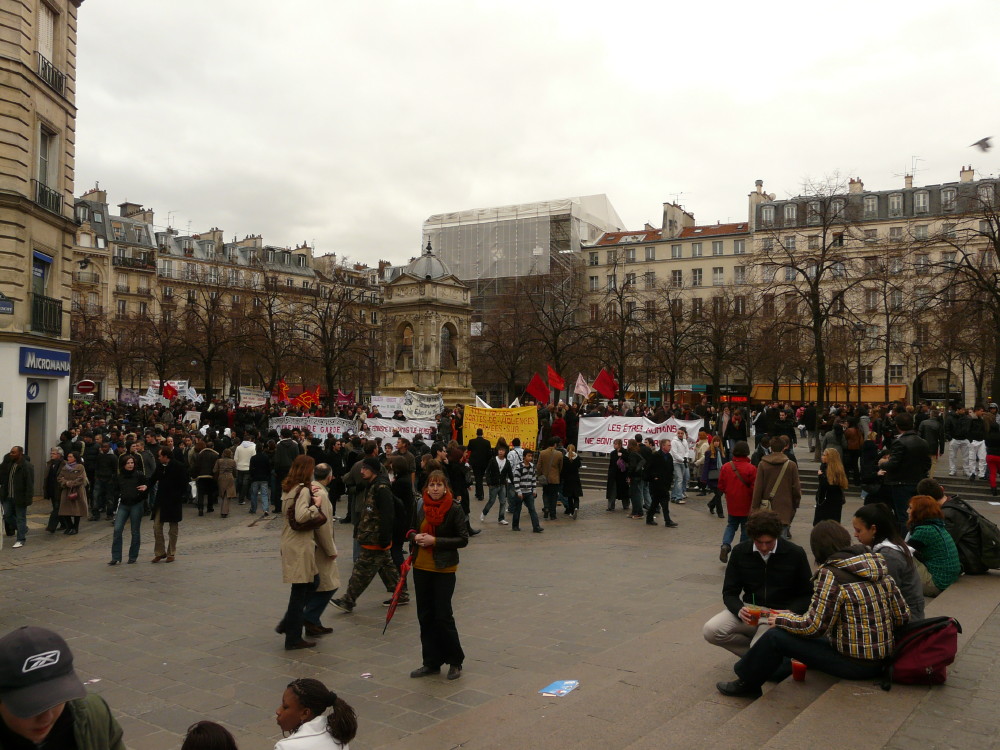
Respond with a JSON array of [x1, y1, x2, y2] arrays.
[[970, 137, 992, 152]]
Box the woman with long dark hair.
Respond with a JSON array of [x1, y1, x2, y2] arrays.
[[605, 438, 629, 511], [277, 455, 323, 650], [108, 454, 148, 565], [853, 503, 924, 621], [407, 469, 470, 681], [275, 678, 357, 749]]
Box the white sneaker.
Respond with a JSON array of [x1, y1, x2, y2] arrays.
[[498, 519, 508, 525], [479, 513, 485, 522], [12, 541, 23, 548]]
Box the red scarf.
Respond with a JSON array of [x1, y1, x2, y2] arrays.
[[422, 489, 453, 532]]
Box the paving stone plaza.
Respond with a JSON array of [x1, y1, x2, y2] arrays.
[[3, 458, 999, 749]]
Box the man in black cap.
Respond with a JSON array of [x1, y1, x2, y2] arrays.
[[0, 626, 124, 748], [331, 457, 399, 613]]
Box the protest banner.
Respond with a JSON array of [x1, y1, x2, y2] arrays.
[[462, 406, 539, 451], [577, 416, 704, 453], [363, 418, 436, 442], [118, 388, 139, 405], [183, 410, 202, 426], [370, 396, 406, 414], [238, 387, 268, 407], [269, 416, 355, 438], [149, 379, 189, 393], [403, 390, 444, 420]]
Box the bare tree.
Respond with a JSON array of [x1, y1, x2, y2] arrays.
[[645, 281, 700, 403]]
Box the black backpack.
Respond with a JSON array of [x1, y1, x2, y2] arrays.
[[941, 496, 1000, 574]]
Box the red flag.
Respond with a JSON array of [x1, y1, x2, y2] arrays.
[[546, 365, 565, 392], [525, 373, 550, 404], [593, 368, 618, 399], [162, 383, 178, 400], [272, 379, 290, 404]]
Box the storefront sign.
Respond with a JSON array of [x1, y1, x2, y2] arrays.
[[19, 347, 70, 377]]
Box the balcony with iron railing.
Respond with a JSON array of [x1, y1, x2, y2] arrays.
[[71, 302, 104, 317], [31, 294, 62, 336], [32, 179, 63, 215], [112, 255, 156, 272], [115, 284, 129, 294], [36, 52, 66, 96], [72, 271, 99, 284]]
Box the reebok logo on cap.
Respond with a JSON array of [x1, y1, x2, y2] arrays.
[[23, 650, 60, 673]]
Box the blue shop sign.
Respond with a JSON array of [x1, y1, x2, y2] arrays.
[[19, 346, 71, 377]]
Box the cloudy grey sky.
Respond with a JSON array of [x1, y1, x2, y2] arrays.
[[75, 0, 997, 266]]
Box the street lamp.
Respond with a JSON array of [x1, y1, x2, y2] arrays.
[[910, 341, 922, 406], [852, 323, 866, 408]]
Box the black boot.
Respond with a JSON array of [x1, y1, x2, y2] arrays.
[[707, 497, 717, 514]]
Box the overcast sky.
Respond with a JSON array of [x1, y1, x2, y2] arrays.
[[75, 1, 997, 267]]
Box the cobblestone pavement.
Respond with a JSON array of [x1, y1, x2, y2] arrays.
[[2, 460, 998, 749]]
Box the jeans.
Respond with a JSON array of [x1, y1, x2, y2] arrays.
[[671, 464, 690, 501], [722, 515, 749, 547], [413, 568, 464, 669], [542, 484, 560, 518], [91, 479, 115, 518], [734, 627, 883, 688], [641, 479, 653, 511], [303, 574, 337, 626], [2, 500, 27, 542], [510, 491, 541, 531], [111, 502, 144, 562], [249, 481, 270, 514], [629, 479, 645, 515], [482, 484, 508, 520]]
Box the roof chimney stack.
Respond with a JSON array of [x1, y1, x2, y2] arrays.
[[849, 177, 864, 194], [904, 174, 913, 189], [755, 179, 764, 195], [960, 165, 975, 183]]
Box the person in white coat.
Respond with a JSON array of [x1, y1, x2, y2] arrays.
[[670, 428, 693, 504], [275, 678, 357, 750]]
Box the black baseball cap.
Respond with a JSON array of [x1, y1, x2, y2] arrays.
[[0, 627, 85, 718]]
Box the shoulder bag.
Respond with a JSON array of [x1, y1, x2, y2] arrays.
[[731, 461, 751, 488], [760, 460, 791, 511], [286, 484, 327, 532]]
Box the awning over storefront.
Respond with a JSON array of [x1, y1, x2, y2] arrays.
[[750, 384, 909, 403]]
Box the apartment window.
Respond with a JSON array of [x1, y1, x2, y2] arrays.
[[691, 298, 703, 317], [184, 263, 196, 280], [831, 199, 845, 219], [915, 323, 930, 343], [733, 239, 745, 255], [890, 290, 903, 310], [807, 261, 819, 279], [286, 279, 294, 287], [187, 289, 196, 303], [734, 266, 746, 284], [231, 295, 241, 307], [734, 295, 746, 315], [807, 201, 821, 224], [784, 294, 798, 316], [979, 183, 995, 205], [942, 223, 957, 238], [671, 270, 683, 288], [671, 299, 683, 317], [762, 294, 775, 317], [712, 267, 724, 286], [607, 250, 618, 265], [761, 205, 775, 226], [864, 257, 880, 275], [941, 188, 957, 211], [889, 257, 904, 274], [625, 272, 637, 287], [625, 247, 636, 263], [889, 226, 903, 241], [784, 236, 796, 251], [163, 286, 173, 298], [914, 255, 930, 274], [712, 240, 723, 256], [38, 126, 55, 187], [138, 301, 148, 317], [691, 242, 703, 257], [863, 195, 878, 218], [942, 252, 956, 267], [864, 229, 877, 243], [712, 296, 724, 316], [914, 225, 928, 240], [253, 297, 261, 308], [589, 275, 599, 291], [96, 237, 106, 249], [762, 265, 776, 283], [980, 220, 992, 235], [865, 289, 879, 311], [589, 303, 600, 322], [643, 271, 656, 289], [691, 268, 703, 287], [888, 193, 903, 217], [762, 238, 773, 251], [784, 266, 796, 281], [302, 280, 310, 288], [831, 294, 845, 315], [297, 255, 305, 267], [832, 261, 846, 278], [860, 366, 873, 385], [587, 251, 598, 267], [914, 191, 929, 214], [116, 300, 126, 317], [208, 267, 219, 284], [209, 291, 219, 301], [832, 232, 844, 247], [645, 246, 656, 261], [671, 244, 682, 259], [783, 204, 797, 223], [808, 235, 819, 250], [607, 274, 617, 290], [888, 364, 904, 384]]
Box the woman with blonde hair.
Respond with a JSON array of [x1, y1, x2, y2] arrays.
[[813, 447, 849, 524], [703, 436, 727, 518]]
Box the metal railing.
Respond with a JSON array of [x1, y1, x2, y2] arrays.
[[31, 294, 62, 335], [32, 179, 63, 215], [36, 52, 65, 96], [112, 255, 156, 271], [72, 271, 99, 284]]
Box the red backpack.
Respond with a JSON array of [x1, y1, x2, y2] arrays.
[[880, 616, 962, 689]]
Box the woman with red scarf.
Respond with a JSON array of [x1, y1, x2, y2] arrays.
[[406, 470, 470, 681]]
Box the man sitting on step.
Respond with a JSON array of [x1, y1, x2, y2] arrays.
[[702, 510, 812, 657]]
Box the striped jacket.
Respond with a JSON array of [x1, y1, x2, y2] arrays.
[[772, 548, 909, 661], [513, 459, 536, 497]]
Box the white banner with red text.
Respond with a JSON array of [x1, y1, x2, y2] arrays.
[[577, 416, 704, 453]]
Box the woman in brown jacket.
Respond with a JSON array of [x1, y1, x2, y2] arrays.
[[750, 436, 801, 539], [213, 448, 237, 518], [57, 451, 89, 535]]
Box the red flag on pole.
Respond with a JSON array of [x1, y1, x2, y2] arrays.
[[546, 365, 565, 392], [162, 383, 178, 400], [525, 373, 550, 404], [592, 368, 618, 399]]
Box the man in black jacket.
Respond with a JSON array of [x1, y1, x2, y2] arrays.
[[702, 510, 812, 656], [645, 438, 677, 527], [273, 429, 302, 513], [466, 429, 493, 502], [331, 458, 399, 613], [878, 411, 931, 529]]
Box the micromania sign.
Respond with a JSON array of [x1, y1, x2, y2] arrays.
[[19, 347, 71, 377]]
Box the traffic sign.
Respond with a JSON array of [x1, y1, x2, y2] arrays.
[[76, 379, 97, 394]]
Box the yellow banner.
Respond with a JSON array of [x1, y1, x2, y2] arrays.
[[463, 406, 538, 451]]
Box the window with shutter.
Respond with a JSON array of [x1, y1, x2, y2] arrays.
[[38, 4, 55, 61]]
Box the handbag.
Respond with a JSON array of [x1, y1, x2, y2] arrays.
[[760, 460, 791, 511], [68, 490, 79, 501], [286, 484, 327, 532]]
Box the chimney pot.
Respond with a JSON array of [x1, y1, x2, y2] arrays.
[[904, 174, 913, 189]]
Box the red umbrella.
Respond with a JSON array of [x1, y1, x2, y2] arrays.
[[383, 551, 416, 634]]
